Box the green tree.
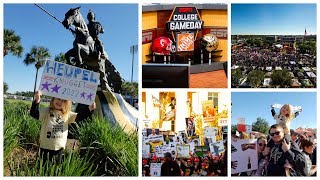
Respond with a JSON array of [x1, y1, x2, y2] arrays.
[[231, 68, 242, 87], [121, 81, 138, 97], [4, 29, 23, 57], [231, 124, 238, 135], [252, 117, 269, 134], [4, 82, 9, 94], [270, 69, 292, 88], [23, 46, 51, 95], [247, 70, 264, 88], [54, 52, 67, 63]]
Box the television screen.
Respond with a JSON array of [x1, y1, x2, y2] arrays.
[[142, 64, 189, 88]]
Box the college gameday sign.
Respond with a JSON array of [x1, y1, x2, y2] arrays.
[[166, 6, 203, 52]]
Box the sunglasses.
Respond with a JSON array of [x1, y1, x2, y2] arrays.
[[270, 131, 281, 136], [259, 143, 266, 147]]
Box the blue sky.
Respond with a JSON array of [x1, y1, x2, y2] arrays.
[[232, 92, 317, 129], [232, 4, 317, 35], [4, 4, 138, 93]]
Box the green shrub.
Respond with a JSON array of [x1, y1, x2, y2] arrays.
[[77, 117, 138, 176], [8, 151, 97, 176]]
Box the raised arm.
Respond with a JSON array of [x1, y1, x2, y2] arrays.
[[271, 105, 276, 117], [30, 91, 42, 120]]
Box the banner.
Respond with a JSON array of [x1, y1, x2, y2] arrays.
[[39, 60, 99, 105], [150, 163, 162, 176], [231, 139, 258, 174], [176, 145, 190, 158]]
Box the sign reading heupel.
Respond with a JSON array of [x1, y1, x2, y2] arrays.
[[39, 60, 99, 105]]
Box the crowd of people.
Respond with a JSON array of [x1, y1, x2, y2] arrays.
[[231, 125, 317, 176], [232, 46, 316, 69], [142, 144, 227, 176]]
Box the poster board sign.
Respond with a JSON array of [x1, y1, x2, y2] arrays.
[[210, 141, 224, 156], [202, 100, 216, 122], [231, 139, 258, 174], [176, 145, 190, 158], [169, 142, 178, 158], [150, 163, 162, 176], [154, 146, 163, 157], [186, 117, 195, 137], [177, 33, 194, 52], [218, 118, 228, 127], [194, 146, 209, 157], [142, 145, 150, 158], [39, 60, 99, 105], [204, 127, 218, 137], [246, 125, 252, 133]]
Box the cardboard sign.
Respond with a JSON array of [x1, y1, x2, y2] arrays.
[[177, 33, 194, 52], [150, 163, 162, 176], [169, 142, 178, 158], [142, 145, 150, 158], [176, 145, 190, 158], [246, 125, 252, 133], [231, 139, 258, 174], [204, 127, 218, 137], [39, 60, 99, 105], [186, 117, 195, 137], [210, 141, 224, 156], [194, 146, 209, 157]]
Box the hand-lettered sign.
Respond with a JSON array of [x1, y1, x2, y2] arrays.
[[39, 60, 99, 105]]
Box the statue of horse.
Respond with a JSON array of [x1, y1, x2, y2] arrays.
[[62, 7, 123, 93]]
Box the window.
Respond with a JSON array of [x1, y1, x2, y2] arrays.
[[208, 92, 219, 111]]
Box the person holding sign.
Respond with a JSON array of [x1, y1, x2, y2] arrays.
[[30, 91, 96, 163]]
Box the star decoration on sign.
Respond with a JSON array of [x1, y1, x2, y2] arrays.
[[51, 84, 61, 93], [87, 93, 94, 100], [80, 92, 86, 98], [41, 81, 52, 91]]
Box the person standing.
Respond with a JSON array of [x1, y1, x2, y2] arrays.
[[161, 152, 181, 176]]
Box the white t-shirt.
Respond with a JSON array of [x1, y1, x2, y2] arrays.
[[39, 108, 77, 150]]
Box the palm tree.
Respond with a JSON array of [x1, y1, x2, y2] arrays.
[[4, 29, 23, 57], [54, 52, 67, 63], [23, 46, 51, 95]]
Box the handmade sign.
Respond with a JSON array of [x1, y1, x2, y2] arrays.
[[210, 141, 224, 156], [186, 117, 195, 137], [231, 139, 258, 174], [169, 142, 178, 158], [176, 145, 190, 158], [142, 145, 150, 158], [202, 100, 216, 122], [150, 163, 162, 176], [204, 127, 218, 137], [194, 146, 209, 157], [39, 60, 99, 105]]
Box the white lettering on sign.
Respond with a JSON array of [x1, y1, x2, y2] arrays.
[[173, 14, 198, 21], [142, 31, 153, 43], [169, 21, 203, 31], [210, 28, 228, 39], [178, 33, 194, 51]]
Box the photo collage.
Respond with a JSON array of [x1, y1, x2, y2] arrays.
[[2, 0, 318, 178]]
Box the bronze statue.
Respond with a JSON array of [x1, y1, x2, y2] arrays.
[[61, 7, 122, 92], [87, 10, 106, 59]]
